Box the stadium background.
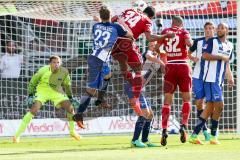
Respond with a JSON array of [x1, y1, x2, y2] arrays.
[[0, 0, 238, 136]]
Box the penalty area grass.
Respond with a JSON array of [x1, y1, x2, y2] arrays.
[[0, 134, 240, 160]]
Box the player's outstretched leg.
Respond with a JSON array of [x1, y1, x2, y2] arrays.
[[209, 119, 220, 145], [189, 117, 206, 145], [160, 104, 170, 146], [160, 129, 168, 146], [13, 100, 42, 143], [73, 90, 93, 129], [131, 116, 147, 148], [140, 102, 157, 147], [61, 100, 81, 141], [142, 118, 157, 147], [73, 113, 85, 129], [95, 77, 111, 109], [67, 113, 81, 141], [13, 112, 34, 143], [196, 102, 210, 141], [180, 102, 191, 143], [189, 134, 204, 145]]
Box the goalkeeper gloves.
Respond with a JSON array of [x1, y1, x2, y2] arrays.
[[69, 97, 80, 109], [24, 95, 36, 107]]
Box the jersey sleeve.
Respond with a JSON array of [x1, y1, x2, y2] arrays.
[[143, 20, 152, 33], [203, 38, 214, 54], [182, 29, 191, 39], [189, 39, 198, 52], [63, 72, 73, 98], [115, 23, 127, 37], [157, 29, 167, 45], [115, 24, 127, 37], [28, 66, 46, 95]]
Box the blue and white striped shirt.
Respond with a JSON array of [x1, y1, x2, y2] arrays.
[[92, 22, 127, 62], [203, 37, 233, 85], [189, 37, 206, 80]]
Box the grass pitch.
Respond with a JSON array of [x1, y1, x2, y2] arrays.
[[0, 134, 240, 160]]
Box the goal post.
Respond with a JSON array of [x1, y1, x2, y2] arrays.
[[0, 0, 238, 136], [236, 0, 240, 134]]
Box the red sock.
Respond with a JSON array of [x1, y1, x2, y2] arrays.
[[122, 71, 133, 83], [162, 104, 171, 129], [181, 102, 191, 126], [132, 72, 143, 98], [131, 100, 142, 116]]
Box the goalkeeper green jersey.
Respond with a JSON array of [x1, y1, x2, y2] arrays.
[[28, 65, 72, 97]]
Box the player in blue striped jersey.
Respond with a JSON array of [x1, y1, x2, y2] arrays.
[[73, 6, 133, 128], [189, 23, 234, 145], [188, 22, 215, 141]]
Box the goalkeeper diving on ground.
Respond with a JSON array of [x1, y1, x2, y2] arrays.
[[13, 55, 81, 143]]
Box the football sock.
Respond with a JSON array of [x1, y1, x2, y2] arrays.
[[123, 70, 133, 83], [15, 112, 34, 138], [132, 116, 145, 141], [181, 102, 191, 126], [162, 104, 171, 129], [197, 109, 203, 117], [142, 119, 151, 142], [132, 71, 143, 98], [67, 113, 75, 134], [77, 94, 92, 113], [211, 119, 219, 136], [193, 117, 206, 135], [197, 109, 208, 131], [96, 78, 110, 103]]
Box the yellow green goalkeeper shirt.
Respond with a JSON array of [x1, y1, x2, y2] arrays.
[[28, 65, 72, 97]]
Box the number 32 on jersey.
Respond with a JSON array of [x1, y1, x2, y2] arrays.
[[165, 36, 181, 53]]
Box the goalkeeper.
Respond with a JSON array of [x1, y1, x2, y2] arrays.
[[13, 55, 80, 143]]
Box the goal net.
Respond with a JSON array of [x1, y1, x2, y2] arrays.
[[0, 0, 238, 134]]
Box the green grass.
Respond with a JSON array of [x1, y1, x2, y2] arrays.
[[0, 134, 240, 160]]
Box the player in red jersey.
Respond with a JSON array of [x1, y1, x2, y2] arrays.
[[155, 16, 193, 146], [111, 5, 174, 109]]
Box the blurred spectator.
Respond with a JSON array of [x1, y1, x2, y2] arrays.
[[0, 40, 23, 78]]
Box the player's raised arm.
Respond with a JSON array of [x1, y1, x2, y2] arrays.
[[225, 62, 234, 88], [145, 42, 165, 67], [184, 34, 193, 47], [202, 38, 229, 62], [188, 39, 199, 62], [145, 32, 175, 42], [141, 6, 175, 42], [63, 72, 73, 99]]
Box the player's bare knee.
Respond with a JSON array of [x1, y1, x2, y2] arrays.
[[59, 100, 74, 114], [86, 88, 97, 96], [30, 101, 42, 115], [196, 99, 204, 110], [142, 109, 149, 119], [104, 72, 112, 80], [148, 109, 154, 119], [181, 92, 191, 102]]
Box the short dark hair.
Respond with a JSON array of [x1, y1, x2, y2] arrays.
[[143, 6, 155, 18], [218, 22, 229, 30], [49, 55, 61, 63], [99, 5, 110, 20], [204, 21, 215, 28]]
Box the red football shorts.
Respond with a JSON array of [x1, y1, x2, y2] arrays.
[[111, 37, 142, 69], [164, 63, 192, 94]]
